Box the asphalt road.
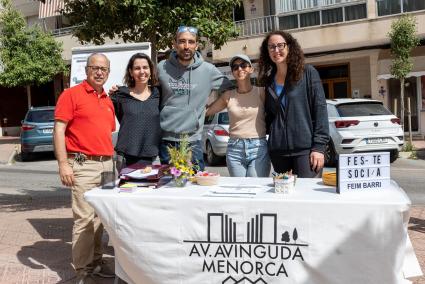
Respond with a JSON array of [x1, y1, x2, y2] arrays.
[[0, 152, 424, 204]]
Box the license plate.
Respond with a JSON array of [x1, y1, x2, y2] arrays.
[[366, 138, 388, 144], [42, 128, 53, 134], [34, 145, 54, 152]]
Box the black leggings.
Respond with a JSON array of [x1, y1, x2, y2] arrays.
[[271, 154, 322, 178]]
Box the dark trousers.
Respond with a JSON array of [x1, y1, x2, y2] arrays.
[[159, 139, 205, 171], [271, 154, 322, 178]]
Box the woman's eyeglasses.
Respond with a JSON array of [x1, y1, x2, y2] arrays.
[[177, 26, 198, 35], [231, 62, 251, 71], [268, 42, 287, 52]]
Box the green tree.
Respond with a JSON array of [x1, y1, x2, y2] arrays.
[[388, 15, 420, 141], [0, 0, 67, 109], [60, 0, 241, 62]]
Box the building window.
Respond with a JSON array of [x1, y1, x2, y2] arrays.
[[345, 4, 367, 20], [322, 8, 343, 24], [403, 0, 425, 12], [377, 0, 425, 16], [277, 3, 367, 30], [300, 11, 320, 27], [377, 0, 401, 16], [279, 15, 299, 29]]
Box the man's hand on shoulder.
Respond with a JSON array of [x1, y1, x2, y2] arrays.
[[59, 161, 75, 187], [108, 85, 119, 96]]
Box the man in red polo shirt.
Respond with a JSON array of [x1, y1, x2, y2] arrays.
[[54, 53, 115, 284]]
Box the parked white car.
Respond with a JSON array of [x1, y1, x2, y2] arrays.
[[201, 110, 229, 165], [326, 99, 404, 165]]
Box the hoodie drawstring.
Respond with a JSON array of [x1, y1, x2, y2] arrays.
[[188, 66, 192, 105]]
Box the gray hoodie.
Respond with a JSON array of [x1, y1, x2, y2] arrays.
[[158, 51, 233, 141]]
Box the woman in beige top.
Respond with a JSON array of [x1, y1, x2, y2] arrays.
[[206, 54, 271, 177]]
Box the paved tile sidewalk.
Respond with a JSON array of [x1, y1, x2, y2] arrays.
[[0, 193, 114, 284]]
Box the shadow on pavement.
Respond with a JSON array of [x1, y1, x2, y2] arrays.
[[15, 218, 115, 283], [0, 188, 71, 212], [416, 150, 425, 160], [17, 152, 56, 162], [17, 218, 75, 283], [409, 217, 425, 234]]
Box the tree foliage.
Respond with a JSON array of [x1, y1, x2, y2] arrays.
[[0, 0, 67, 87], [388, 15, 420, 80], [388, 15, 420, 133], [61, 0, 241, 53]]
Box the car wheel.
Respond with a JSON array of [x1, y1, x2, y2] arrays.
[[325, 140, 336, 167], [206, 141, 221, 166], [21, 150, 32, 162], [390, 150, 398, 163]]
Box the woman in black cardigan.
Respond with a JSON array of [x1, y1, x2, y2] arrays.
[[111, 53, 161, 170]]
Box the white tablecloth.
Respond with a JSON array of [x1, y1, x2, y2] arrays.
[[85, 177, 416, 284]]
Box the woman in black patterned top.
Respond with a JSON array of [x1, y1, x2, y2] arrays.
[[111, 53, 161, 169]]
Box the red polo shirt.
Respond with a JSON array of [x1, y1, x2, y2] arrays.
[[55, 80, 116, 156]]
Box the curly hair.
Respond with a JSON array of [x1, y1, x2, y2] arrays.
[[124, 53, 159, 88], [258, 31, 305, 86]]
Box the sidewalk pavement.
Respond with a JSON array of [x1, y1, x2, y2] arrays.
[[0, 136, 424, 283]]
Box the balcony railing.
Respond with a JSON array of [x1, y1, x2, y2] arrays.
[[277, 0, 364, 13], [235, 15, 276, 38], [51, 25, 78, 37], [234, 0, 367, 37]]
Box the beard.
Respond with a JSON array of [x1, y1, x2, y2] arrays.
[[177, 49, 195, 63]]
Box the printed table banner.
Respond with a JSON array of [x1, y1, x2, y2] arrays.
[[85, 177, 411, 284]]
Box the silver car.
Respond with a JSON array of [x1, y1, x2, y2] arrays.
[[326, 99, 404, 165], [202, 110, 229, 165]]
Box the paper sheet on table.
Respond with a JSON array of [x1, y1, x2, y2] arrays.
[[123, 169, 159, 179], [203, 184, 269, 198]]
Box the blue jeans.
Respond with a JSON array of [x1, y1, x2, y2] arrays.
[[226, 137, 271, 177], [159, 139, 205, 171]]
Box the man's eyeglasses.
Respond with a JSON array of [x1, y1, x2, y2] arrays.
[[268, 42, 288, 52], [87, 66, 109, 73], [231, 62, 251, 71], [177, 26, 198, 35]]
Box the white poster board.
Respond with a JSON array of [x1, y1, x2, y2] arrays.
[[337, 152, 391, 193]]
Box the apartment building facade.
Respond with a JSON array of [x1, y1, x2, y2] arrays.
[[215, 0, 425, 137]]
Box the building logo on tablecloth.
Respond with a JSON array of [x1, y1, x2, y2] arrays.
[[183, 213, 308, 283]]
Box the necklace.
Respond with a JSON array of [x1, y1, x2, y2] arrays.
[[130, 88, 151, 101]]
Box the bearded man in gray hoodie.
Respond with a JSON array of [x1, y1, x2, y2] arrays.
[[157, 26, 233, 170]]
